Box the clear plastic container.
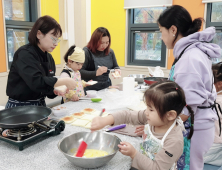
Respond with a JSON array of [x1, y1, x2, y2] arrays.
[[86, 90, 97, 98], [52, 106, 68, 117]]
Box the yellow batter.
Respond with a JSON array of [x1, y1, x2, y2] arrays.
[[73, 149, 108, 158]]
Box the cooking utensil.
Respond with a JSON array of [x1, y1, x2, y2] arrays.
[[105, 124, 126, 132], [91, 98, 102, 102], [144, 77, 168, 85], [128, 74, 147, 84], [58, 131, 121, 168], [75, 108, 105, 157], [98, 66, 115, 72], [0, 106, 52, 129]]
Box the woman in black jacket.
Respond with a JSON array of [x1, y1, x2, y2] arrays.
[[80, 27, 121, 91], [6, 15, 76, 108]]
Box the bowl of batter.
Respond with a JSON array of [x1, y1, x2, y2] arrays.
[[58, 131, 121, 168]]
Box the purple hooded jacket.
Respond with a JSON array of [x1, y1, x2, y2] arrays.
[[173, 27, 221, 130]]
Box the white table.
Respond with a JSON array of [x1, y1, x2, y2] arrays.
[[0, 99, 142, 170]]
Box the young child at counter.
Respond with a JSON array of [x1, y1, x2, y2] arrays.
[[204, 63, 222, 166], [60, 45, 87, 103], [91, 81, 194, 170]]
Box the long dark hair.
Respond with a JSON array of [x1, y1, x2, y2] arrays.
[[212, 62, 222, 84], [87, 27, 111, 55], [28, 15, 62, 46], [144, 81, 194, 139], [158, 5, 203, 43], [63, 45, 76, 63]]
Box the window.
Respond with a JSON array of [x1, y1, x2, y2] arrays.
[[127, 7, 167, 67], [206, 2, 222, 63], [4, 0, 38, 68]]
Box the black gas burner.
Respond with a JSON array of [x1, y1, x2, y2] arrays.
[[3, 127, 37, 141], [0, 118, 65, 151]]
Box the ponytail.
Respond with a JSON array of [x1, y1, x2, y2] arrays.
[[212, 62, 222, 83], [64, 45, 76, 63], [186, 105, 194, 139], [185, 18, 203, 36]]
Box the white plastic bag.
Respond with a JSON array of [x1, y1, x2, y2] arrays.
[[148, 66, 164, 77]]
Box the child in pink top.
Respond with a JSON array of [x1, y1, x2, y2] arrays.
[[60, 45, 88, 102], [204, 62, 222, 166]]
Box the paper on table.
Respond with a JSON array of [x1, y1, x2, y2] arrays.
[[71, 119, 90, 127], [81, 114, 97, 121], [85, 81, 98, 85]]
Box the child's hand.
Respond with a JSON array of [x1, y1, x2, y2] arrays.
[[135, 125, 144, 136], [71, 94, 79, 101], [91, 117, 106, 131], [118, 141, 137, 159], [91, 115, 115, 132]]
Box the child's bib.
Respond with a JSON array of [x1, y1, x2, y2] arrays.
[[140, 120, 177, 170]]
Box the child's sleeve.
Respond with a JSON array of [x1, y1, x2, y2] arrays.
[[82, 80, 86, 87], [111, 110, 147, 126], [132, 130, 183, 170]]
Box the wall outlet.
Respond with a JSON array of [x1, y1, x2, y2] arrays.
[[63, 32, 68, 40]]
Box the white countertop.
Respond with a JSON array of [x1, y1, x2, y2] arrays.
[[0, 98, 142, 170]]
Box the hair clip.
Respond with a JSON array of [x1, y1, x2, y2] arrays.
[[176, 88, 178, 90], [185, 104, 187, 107]]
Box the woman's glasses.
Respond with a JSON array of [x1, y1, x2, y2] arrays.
[[50, 37, 61, 44]]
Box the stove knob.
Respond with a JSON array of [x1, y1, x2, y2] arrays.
[[55, 121, 65, 134]]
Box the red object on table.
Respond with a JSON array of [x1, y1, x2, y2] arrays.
[[144, 77, 168, 85], [75, 141, 87, 157], [75, 108, 106, 157]]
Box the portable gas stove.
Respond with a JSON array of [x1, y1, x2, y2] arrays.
[[0, 118, 65, 151]]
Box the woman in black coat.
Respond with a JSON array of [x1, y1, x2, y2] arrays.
[[6, 15, 76, 108]]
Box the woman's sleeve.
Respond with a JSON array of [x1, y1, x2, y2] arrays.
[[111, 49, 120, 69], [80, 48, 97, 80], [15, 50, 57, 94], [111, 110, 147, 125]]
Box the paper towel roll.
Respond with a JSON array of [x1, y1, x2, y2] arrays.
[[123, 77, 135, 94]]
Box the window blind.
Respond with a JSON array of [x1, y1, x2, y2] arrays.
[[124, 0, 172, 9]]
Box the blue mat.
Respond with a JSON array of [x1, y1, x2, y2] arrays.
[[204, 164, 221, 170]]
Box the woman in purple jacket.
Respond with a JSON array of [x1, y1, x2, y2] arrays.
[[157, 5, 221, 170]]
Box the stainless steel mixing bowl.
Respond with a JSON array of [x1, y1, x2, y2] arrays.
[[128, 74, 147, 84], [58, 131, 121, 168]]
